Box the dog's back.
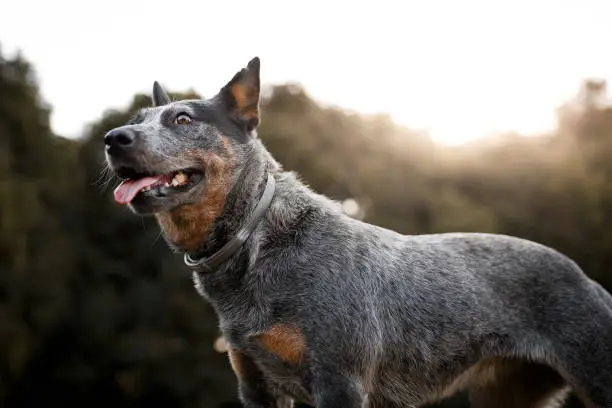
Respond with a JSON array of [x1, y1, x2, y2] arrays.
[[354, 230, 610, 406]]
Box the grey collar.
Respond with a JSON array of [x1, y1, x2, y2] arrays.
[[183, 173, 276, 273]]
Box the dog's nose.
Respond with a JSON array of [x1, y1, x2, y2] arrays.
[[104, 128, 136, 151]]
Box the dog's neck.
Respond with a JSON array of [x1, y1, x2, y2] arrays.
[[156, 141, 278, 257]]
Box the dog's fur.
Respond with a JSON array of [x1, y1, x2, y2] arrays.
[[105, 58, 612, 408]]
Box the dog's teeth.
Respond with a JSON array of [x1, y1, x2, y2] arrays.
[[172, 171, 188, 186]]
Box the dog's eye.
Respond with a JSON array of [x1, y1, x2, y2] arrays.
[[173, 113, 192, 125]]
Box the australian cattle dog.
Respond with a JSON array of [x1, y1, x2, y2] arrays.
[[104, 57, 612, 408]]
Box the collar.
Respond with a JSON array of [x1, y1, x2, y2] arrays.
[[183, 172, 276, 274]]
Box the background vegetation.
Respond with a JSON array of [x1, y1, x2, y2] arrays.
[[1, 46, 610, 407]]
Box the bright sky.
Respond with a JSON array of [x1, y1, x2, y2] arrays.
[[1, 0, 611, 145]]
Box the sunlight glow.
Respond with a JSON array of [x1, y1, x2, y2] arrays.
[[1, 0, 611, 145]]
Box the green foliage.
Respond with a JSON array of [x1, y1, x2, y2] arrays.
[[0, 47, 609, 408]]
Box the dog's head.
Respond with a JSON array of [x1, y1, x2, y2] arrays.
[[104, 57, 261, 215]]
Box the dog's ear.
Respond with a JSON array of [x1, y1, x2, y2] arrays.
[[152, 81, 171, 107], [219, 57, 260, 131]]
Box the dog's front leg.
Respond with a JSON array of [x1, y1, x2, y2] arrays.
[[228, 347, 279, 408], [311, 370, 366, 408]]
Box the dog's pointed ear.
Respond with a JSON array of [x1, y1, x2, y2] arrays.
[[152, 81, 171, 107], [219, 57, 261, 131]]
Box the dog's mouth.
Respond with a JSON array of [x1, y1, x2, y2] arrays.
[[113, 168, 203, 205]]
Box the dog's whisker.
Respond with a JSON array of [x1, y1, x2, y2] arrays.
[[91, 164, 109, 186], [151, 229, 164, 248], [92, 163, 118, 192]]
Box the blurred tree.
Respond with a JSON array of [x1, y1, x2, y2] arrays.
[[0, 50, 81, 404]]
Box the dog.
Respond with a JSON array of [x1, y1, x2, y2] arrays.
[[104, 57, 612, 408]]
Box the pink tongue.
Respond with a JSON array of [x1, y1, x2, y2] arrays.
[[114, 176, 164, 204]]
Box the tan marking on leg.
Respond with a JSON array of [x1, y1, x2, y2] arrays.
[[256, 324, 306, 364], [228, 347, 246, 380], [430, 358, 567, 407], [437, 358, 503, 400]]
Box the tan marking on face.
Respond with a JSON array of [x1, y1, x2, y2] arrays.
[[255, 323, 306, 364], [227, 347, 245, 380], [231, 82, 258, 120], [155, 141, 235, 252], [219, 134, 233, 155]]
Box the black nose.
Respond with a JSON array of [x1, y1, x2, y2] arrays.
[[104, 128, 135, 152]]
